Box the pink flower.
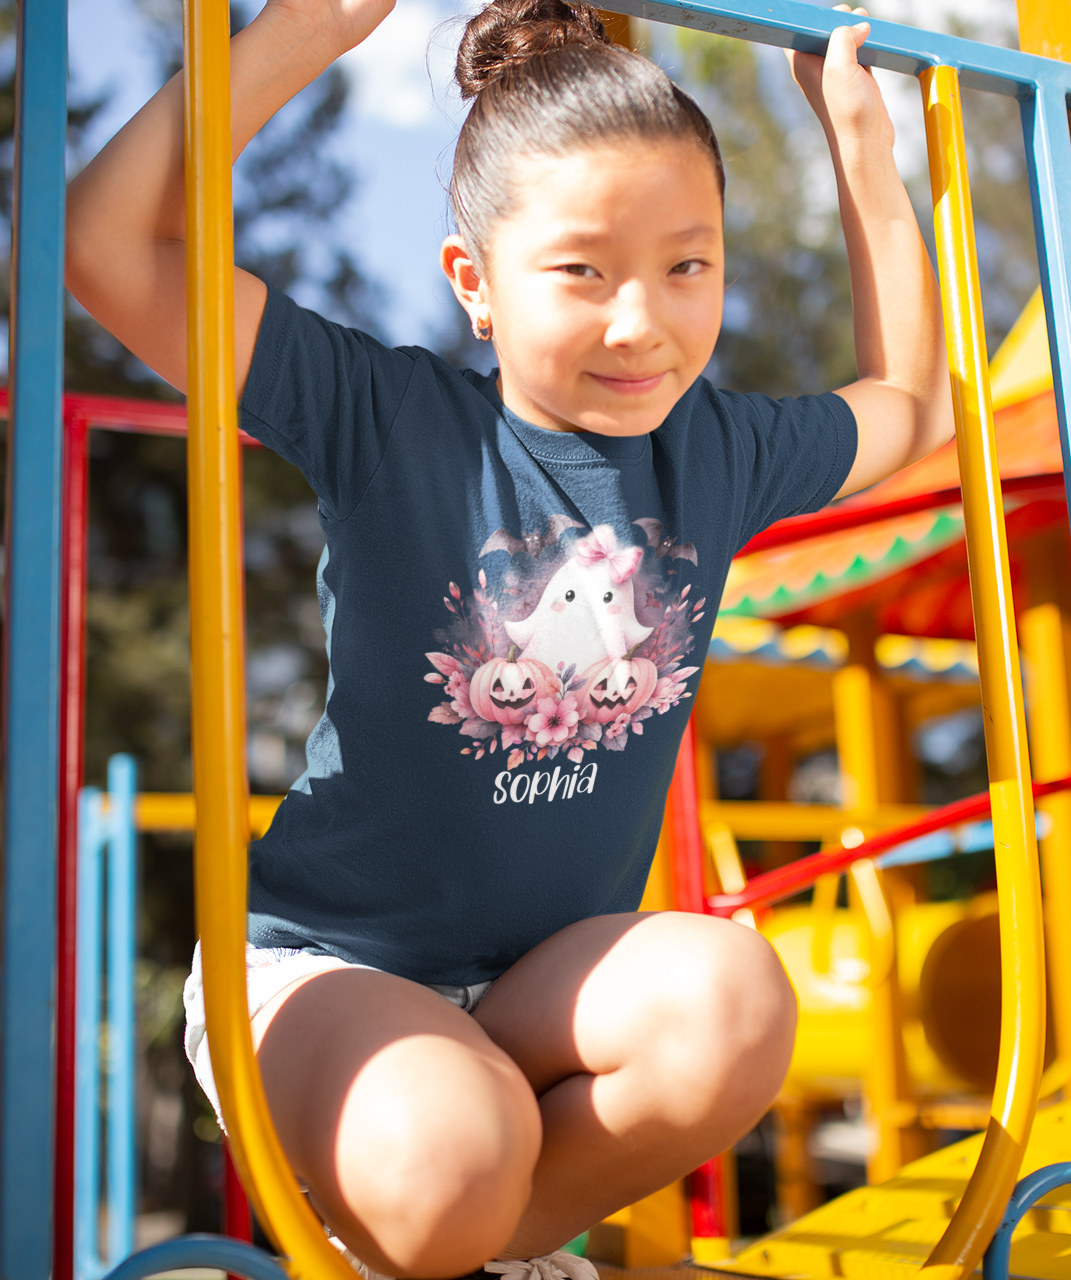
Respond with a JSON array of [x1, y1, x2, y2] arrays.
[[604, 712, 632, 741], [650, 677, 685, 713], [445, 671, 474, 721], [526, 695, 580, 747]]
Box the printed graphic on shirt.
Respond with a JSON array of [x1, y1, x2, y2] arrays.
[[424, 519, 704, 770]]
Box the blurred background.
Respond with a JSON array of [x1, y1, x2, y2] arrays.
[[1, 0, 1043, 1245]]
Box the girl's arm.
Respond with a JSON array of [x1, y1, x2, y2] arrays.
[[65, 0, 393, 395], [788, 11, 955, 497]]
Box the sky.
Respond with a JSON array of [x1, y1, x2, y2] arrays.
[[67, 0, 1023, 349]]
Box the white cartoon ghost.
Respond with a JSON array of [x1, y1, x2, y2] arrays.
[[504, 525, 653, 674]]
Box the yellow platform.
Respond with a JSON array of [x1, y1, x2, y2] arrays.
[[710, 1102, 1071, 1279]]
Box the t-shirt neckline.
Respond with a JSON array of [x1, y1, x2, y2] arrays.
[[487, 377, 651, 464]]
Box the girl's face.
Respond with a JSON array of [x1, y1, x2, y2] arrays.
[[442, 139, 725, 436]]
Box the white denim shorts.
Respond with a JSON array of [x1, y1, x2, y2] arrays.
[[183, 940, 493, 1126]]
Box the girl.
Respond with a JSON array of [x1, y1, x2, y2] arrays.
[[66, 1, 952, 1277]]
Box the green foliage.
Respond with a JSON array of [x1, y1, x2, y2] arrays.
[[678, 32, 857, 397], [676, 17, 1040, 398]]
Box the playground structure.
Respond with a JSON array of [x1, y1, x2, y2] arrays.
[[3, 2, 1071, 1280]]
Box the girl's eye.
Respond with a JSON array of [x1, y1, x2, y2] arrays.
[[670, 259, 706, 276], [565, 590, 575, 602], [603, 591, 613, 603], [559, 264, 598, 279]]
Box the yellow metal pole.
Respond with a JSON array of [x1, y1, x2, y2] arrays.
[[917, 65, 1046, 1280], [1021, 603, 1071, 1094], [183, 1, 359, 1275]]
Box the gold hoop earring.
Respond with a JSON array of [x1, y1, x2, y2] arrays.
[[472, 315, 492, 341]]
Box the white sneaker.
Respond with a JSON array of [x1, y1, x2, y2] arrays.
[[485, 1253, 599, 1280]]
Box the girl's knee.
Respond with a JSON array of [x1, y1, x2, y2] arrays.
[[628, 916, 796, 1102], [332, 1039, 541, 1273]]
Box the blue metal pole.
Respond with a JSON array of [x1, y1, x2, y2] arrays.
[[105, 757, 136, 1269], [0, 0, 68, 1275], [1021, 81, 1071, 509], [74, 790, 106, 1280]]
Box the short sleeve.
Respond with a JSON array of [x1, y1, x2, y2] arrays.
[[239, 286, 418, 519], [727, 389, 857, 547]]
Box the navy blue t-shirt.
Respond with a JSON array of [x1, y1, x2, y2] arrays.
[[241, 286, 856, 985]]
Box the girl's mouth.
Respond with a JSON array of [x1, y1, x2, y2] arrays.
[[588, 371, 666, 396]]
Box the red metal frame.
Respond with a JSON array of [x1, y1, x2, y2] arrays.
[[224, 1142, 254, 1279], [44, 392, 261, 1280], [53, 407, 89, 1280], [735, 472, 1064, 558], [706, 772, 1071, 917]]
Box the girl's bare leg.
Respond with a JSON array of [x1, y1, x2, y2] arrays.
[[251, 969, 542, 1278], [251, 910, 795, 1276], [473, 911, 797, 1258]]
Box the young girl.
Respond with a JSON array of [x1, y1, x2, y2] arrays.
[[66, 1, 952, 1276]]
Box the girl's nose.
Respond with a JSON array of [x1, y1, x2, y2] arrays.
[[604, 280, 662, 350]]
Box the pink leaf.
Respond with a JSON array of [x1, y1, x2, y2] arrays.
[[424, 672, 445, 683], [508, 749, 525, 769], [449, 581, 462, 599], [692, 612, 705, 622], [479, 569, 487, 589], [680, 584, 691, 599], [461, 748, 471, 755], [444, 600, 456, 613], [428, 703, 462, 725], [475, 749, 485, 760]]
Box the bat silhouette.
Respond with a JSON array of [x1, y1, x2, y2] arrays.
[[480, 514, 585, 560], [633, 518, 698, 566]]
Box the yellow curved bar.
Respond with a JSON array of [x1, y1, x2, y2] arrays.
[[183, 2, 359, 1276], [916, 65, 1046, 1280]]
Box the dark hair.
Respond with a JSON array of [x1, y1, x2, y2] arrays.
[[451, 0, 724, 270]]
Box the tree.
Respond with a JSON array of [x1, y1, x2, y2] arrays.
[[674, 14, 1039, 399]]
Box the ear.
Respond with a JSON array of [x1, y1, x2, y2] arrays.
[[441, 235, 489, 327]]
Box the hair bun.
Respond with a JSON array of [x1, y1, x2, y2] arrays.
[[455, 0, 611, 99]]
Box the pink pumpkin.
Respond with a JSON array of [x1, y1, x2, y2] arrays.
[[470, 651, 555, 724], [579, 655, 658, 723]]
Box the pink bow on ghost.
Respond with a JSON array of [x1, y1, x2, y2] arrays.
[[575, 524, 644, 584]]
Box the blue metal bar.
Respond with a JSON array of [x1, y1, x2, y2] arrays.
[[105, 757, 137, 1268], [74, 790, 106, 1280], [1021, 82, 1071, 517], [0, 0, 69, 1272], [614, 0, 1071, 93], [982, 1161, 1071, 1279], [99, 1235, 289, 1280]]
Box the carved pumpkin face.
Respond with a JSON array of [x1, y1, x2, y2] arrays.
[[470, 654, 556, 724], [579, 656, 658, 723]]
